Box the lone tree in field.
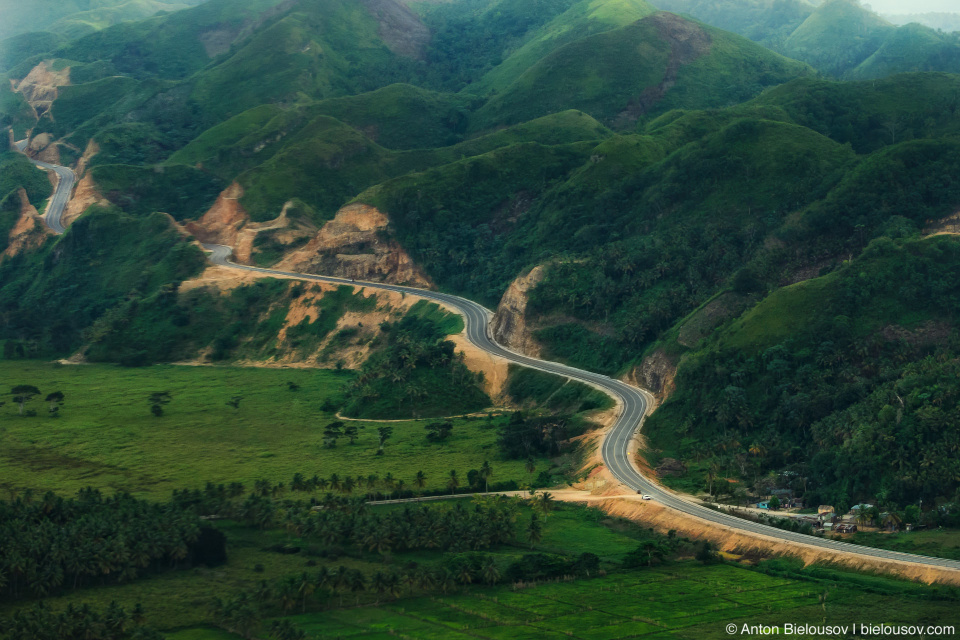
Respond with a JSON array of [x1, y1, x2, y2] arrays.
[[11, 385, 40, 415], [376, 426, 393, 455], [226, 395, 243, 410], [148, 391, 171, 417], [323, 421, 344, 448], [45, 391, 64, 416], [344, 424, 359, 444], [425, 421, 453, 442]]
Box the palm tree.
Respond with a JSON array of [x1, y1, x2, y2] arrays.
[[882, 511, 903, 532], [371, 571, 388, 605], [291, 473, 308, 493], [527, 513, 543, 547], [297, 571, 315, 613], [400, 569, 417, 595], [347, 569, 366, 605], [313, 566, 332, 598], [438, 568, 457, 594], [254, 479, 271, 497], [416, 567, 436, 591], [335, 565, 350, 606], [447, 470, 460, 495], [277, 576, 299, 614], [383, 472, 396, 494], [414, 471, 427, 501], [479, 461, 493, 493], [535, 491, 554, 518], [482, 558, 500, 586]]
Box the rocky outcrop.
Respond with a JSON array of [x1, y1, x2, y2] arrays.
[[491, 265, 546, 357], [655, 458, 687, 478], [615, 13, 711, 126], [184, 182, 250, 249], [27, 133, 60, 164], [359, 0, 430, 59], [14, 61, 70, 119], [274, 203, 431, 286], [3, 189, 53, 258], [62, 173, 109, 228], [76, 140, 100, 178], [625, 348, 678, 401]]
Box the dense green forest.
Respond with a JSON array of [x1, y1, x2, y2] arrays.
[[647, 236, 960, 511], [341, 313, 490, 419]]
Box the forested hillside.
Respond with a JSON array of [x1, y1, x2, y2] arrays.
[[646, 236, 960, 511]]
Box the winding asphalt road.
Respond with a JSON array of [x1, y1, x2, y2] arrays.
[[24, 147, 960, 574], [14, 139, 76, 233]]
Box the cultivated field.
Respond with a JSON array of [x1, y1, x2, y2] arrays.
[[168, 563, 960, 639]]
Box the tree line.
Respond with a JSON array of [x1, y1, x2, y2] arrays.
[[1, 601, 163, 640], [0, 489, 216, 603]]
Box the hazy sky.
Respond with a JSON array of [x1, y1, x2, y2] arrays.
[[866, 0, 959, 13]]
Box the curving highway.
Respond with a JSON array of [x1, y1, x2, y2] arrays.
[[14, 139, 76, 233], [25, 147, 960, 575], [204, 244, 960, 572]]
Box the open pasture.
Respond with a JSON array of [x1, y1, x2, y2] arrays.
[[0, 361, 527, 499]]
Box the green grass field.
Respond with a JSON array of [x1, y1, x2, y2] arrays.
[[0, 361, 529, 500], [167, 563, 960, 639]]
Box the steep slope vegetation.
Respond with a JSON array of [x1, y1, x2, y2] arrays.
[[751, 73, 960, 152], [645, 235, 960, 511]]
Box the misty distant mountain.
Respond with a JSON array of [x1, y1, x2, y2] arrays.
[[884, 12, 960, 33]]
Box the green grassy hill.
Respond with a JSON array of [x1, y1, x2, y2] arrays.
[[185, 0, 411, 123], [470, 12, 810, 131], [465, 0, 658, 97], [159, 104, 610, 222], [848, 22, 960, 80], [781, 0, 894, 76]]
